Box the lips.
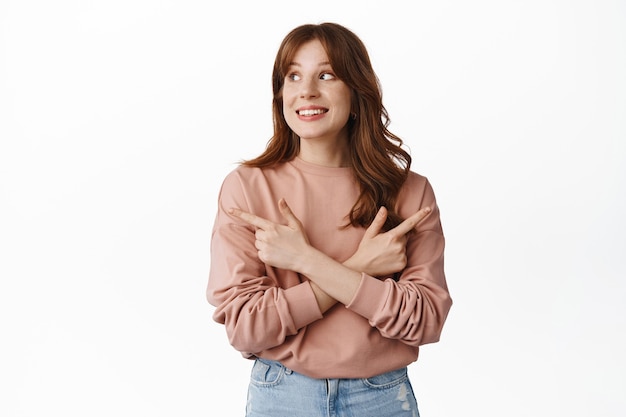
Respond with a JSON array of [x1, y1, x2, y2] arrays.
[[296, 107, 328, 116]]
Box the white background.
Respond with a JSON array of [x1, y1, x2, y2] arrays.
[[1, 1, 625, 416]]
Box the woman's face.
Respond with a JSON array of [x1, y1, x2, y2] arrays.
[[282, 39, 352, 145]]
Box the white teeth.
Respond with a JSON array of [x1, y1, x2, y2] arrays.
[[298, 109, 326, 116]]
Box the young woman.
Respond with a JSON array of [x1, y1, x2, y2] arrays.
[[207, 22, 452, 417]]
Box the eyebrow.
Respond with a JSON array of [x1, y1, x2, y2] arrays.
[[288, 61, 332, 67]]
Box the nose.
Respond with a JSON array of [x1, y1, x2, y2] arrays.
[[299, 77, 319, 99]]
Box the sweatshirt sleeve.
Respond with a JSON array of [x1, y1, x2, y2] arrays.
[[346, 177, 452, 347], [206, 170, 323, 354]]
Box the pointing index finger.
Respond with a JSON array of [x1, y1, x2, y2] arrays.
[[228, 207, 271, 230], [390, 206, 432, 237]]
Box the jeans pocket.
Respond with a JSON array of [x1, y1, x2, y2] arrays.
[[249, 358, 286, 387], [361, 367, 408, 389]]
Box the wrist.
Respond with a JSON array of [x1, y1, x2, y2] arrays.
[[296, 246, 325, 276], [342, 255, 360, 272]]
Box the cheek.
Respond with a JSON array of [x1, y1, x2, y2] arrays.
[[282, 93, 296, 117], [282, 100, 298, 131], [282, 99, 294, 119], [281, 85, 296, 105], [336, 89, 352, 116], [336, 96, 352, 120]]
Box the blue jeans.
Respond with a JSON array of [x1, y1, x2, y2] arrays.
[[246, 358, 420, 417]]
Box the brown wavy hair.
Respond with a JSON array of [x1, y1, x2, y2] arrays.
[[242, 22, 411, 231]]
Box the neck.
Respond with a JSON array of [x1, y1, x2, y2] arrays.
[[298, 137, 350, 168], [298, 146, 349, 167]]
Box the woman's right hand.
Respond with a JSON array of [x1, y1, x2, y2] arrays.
[[344, 206, 432, 277]]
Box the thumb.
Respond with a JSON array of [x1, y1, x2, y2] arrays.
[[363, 206, 387, 239], [278, 198, 302, 229]]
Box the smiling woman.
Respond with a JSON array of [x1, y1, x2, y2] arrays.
[[206, 22, 452, 417]]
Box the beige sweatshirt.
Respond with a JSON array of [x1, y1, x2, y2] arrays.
[[207, 157, 452, 379]]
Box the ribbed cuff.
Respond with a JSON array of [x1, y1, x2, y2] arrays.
[[284, 281, 324, 329], [345, 273, 388, 321]]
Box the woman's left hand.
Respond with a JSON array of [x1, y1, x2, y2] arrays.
[[229, 198, 312, 271]]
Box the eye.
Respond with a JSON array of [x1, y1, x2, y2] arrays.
[[287, 72, 301, 81], [320, 72, 335, 80]]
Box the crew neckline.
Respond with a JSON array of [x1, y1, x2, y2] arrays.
[[289, 157, 353, 177]]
